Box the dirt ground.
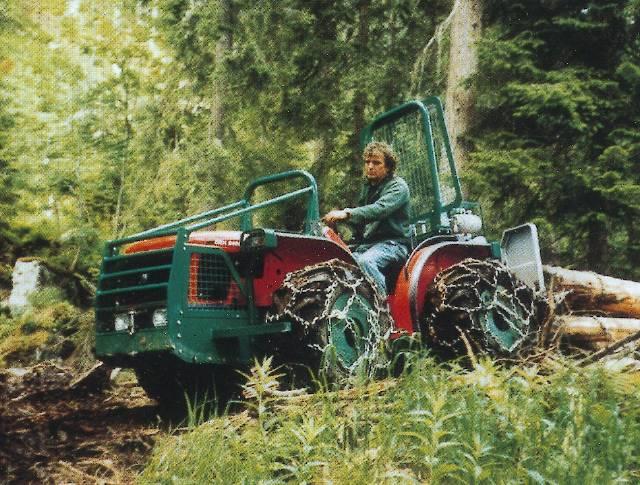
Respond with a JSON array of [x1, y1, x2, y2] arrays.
[[1, 362, 163, 484]]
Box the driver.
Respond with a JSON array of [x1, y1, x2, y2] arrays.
[[323, 141, 411, 296]]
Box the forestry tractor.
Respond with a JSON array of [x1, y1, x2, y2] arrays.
[[94, 97, 545, 404]]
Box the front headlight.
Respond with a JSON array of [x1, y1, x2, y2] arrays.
[[114, 313, 129, 332], [152, 308, 168, 327]]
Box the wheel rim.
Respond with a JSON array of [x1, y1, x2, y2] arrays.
[[477, 287, 526, 352], [327, 293, 371, 369]]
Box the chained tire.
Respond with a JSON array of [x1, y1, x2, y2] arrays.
[[423, 258, 543, 358], [269, 259, 391, 384]]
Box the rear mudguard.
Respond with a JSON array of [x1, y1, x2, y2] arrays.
[[389, 241, 492, 335]]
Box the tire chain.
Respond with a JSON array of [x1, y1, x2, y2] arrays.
[[425, 258, 543, 356], [266, 258, 392, 377]]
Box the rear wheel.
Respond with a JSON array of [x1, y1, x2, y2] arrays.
[[269, 259, 391, 384], [423, 258, 542, 358]]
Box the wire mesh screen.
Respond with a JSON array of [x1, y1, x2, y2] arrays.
[[427, 104, 457, 206], [370, 110, 434, 220], [188, 253, 245, 309]]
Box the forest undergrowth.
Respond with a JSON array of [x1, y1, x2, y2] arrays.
[[141, 350, 640, 484]]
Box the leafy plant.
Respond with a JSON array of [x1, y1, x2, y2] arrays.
[[141, 351, 640, 483]]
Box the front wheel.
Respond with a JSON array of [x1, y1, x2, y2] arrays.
[[269, 259, 391, 384], [133, 354, 240, 418]]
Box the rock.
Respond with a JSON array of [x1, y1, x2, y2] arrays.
[[110, 368, 122, 381], [8, 260, 53, 317], [7, 367, 29, 377]]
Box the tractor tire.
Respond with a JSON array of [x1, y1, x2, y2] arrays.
[[423, 258, 542, 358], [269, 259, 391, 385], [133, 354, 239, 419]]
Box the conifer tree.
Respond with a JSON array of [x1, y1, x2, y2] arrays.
[[469, 0, 640, 278]]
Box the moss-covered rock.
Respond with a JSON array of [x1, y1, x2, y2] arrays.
[[0, 292, 91, 367], [0, 330, 49, 365]]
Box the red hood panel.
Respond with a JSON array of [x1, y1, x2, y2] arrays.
[[123, 230, 242, 254]]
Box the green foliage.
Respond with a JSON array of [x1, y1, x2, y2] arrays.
[[141, 354, 640, 483], [468, 0, 640, 278], [156, 0, 451, 208], [27, 285, 66, 309], [0, 262, 12, 290], [0, 295, 86, 366]]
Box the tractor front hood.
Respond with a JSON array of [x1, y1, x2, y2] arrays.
[[123, 230, 243, 254]]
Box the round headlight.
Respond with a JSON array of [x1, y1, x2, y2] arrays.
[[114, 313, 129, 332], [152, 308, 168, 327]]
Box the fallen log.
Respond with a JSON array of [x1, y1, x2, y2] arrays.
[[578, 328, 640, 365], [544, 265, 640, 318], [557, 316, 640, 345]]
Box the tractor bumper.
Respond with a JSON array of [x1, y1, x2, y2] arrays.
[[210, 321, 292, 338], [95, 328, 172, 358]]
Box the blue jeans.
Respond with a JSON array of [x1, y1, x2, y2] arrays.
[[353, 240, 409, 297]]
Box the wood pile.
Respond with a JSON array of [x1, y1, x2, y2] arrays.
[[543, 265, 640, 350]]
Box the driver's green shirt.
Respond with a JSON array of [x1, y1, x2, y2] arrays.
[[346, 175, 411, 245]]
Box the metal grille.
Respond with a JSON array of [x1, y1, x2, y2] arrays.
[[370, 104, 459, 221], [188, 253, 245, 309], [427, 104, 457, 206], [95, 249, 173, 331], [371, 110, 433, 221]]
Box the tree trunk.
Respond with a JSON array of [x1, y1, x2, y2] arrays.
[[349, 0, 370, 191], [209, 0, 233, 144], [544, 265, 640, 318], [586, 214, 609, 274], [114, 86, 132, 238], [444, 0, 482, 172], [625, 209, 640, 272], [311, 134, 335, 208]]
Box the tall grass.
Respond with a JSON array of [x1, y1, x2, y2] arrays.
[[139, 352, 640, 483]]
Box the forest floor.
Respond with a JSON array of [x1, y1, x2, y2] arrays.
[[1, 362, 162, 484], [4, 352, 640, 483]]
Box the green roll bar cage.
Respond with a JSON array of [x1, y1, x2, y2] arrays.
[[104, 170, 320, 256], [360, 96, 465, 235]]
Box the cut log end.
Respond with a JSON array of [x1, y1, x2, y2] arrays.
[[544, 265, 640, 318]]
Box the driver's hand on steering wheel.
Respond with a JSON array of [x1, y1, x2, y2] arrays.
[[322, 209, 350, 227]]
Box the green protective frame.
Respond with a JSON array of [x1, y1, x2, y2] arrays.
[[359, 97, 464, 234], [95, 170, 316, 364], [105, 170, 320, 252]]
